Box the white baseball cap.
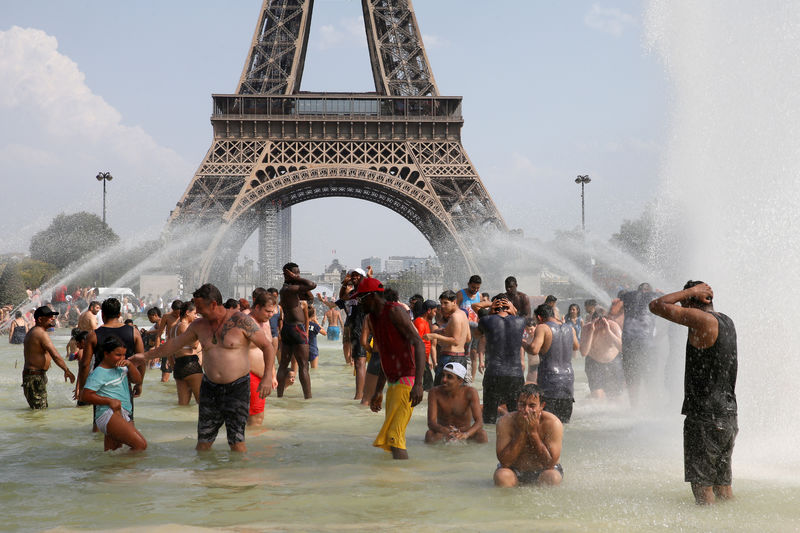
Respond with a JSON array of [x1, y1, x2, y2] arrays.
[[443, 362, 467, 380]]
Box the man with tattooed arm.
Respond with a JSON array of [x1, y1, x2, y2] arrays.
[[131, 283, 275, 452]]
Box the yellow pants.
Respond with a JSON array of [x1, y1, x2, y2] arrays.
[[373, 382, 413, 452]]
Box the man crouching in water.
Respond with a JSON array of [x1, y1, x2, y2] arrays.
[[425, 361, 487, 443], [131, 283, 275, 452], [494, 383, 564, 487]]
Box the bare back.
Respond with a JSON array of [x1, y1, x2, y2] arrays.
[[77, 311, 97, 332]]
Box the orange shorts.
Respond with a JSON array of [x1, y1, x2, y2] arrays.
[[249, 371, 266, 415]]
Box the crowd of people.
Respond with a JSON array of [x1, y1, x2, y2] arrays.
[[13, 265, 738, 504]]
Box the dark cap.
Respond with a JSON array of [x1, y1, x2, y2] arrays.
[[545, 295, 557, 303], [423, 299, 439, 310], [352, 277, 384, 298], [34, 306, 59, 319]]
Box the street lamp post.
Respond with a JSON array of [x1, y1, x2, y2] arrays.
[[96, 172, 113, 225], [96, 172, 113, 286], [575, 175, 591, 232]]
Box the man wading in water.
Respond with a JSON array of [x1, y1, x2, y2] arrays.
[[649, 281, 738, 505], [277, 263, 316, 399], [132, 284, 275, 452], [22, 307, 76, 409]]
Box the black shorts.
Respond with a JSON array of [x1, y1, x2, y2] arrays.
[[585, 356, 624, 395], [542, 396, 574, 424], [281, 323, 308, 346], [497, 463, 564, 485], [197, 374, 250, 446], [684, 413, 737, 486], [366, 351, 382, 375], [482, 374, 525, 424], [173, 355, 202, 380], [351, 340, 367, 360]]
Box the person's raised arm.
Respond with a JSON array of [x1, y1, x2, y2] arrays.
[[282, 268, 317, 293], [496, 413, 527, 467], [524, 324, 547, 356], [649, 284, 717, 331], [579, 321, 594, 356], [605, 319, 622, 350]]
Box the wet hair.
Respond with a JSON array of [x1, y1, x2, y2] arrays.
[[73, 330, 89, 344], [384, 287, 399, 302], [525, 317, 537, 327], [491, 292, 509, 302], [468, 275, 482, 285], [409, 294, 423, 304], [193, 283, 223, 305], [592, 307, 608, 319], [518, 383, 543, 402], [439, 290, 457, 302], [147, 307, 161, 318], [238, 298, 250, 310], [253, 292, 276, 308], [15, 310, 22, 318], [534, 303, 554, 319], [567, 303, 581, 318], [638, 282, 652, 292], [683, 280, 712, 305], [101, 298, 121, 320], [223, 298, 239, 310], [100, 335, 126, 357], [283, 262, 299, 272], [481, 292, 490, 299], [504, 276, 517, 286], [70, 327, 81, 338], [266, 287, 279, 296], [124, 319, 134, 326], [170, 299, 183, 311], [180, 301, 196, 318], [584, 299, 597, 308]]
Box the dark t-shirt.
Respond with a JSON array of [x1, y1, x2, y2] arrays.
[[268, 308, 281, 338], [682, 312, 737, 417], [620, 290, 658, 342], [478, 314, 525, 378], [308, 321, 321, 357], [337, 296, 365, 341]]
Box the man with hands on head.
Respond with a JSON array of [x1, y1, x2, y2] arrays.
[[494, 383, 564, 487], [130, 283, 275, 452], [649, 281, 738, 505]]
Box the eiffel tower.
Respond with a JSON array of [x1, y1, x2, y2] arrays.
[[166, 0, 507, 289]]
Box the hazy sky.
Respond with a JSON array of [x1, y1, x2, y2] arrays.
[[0, 0, 667, 273]]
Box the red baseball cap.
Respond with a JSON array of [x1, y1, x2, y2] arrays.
[[352, 278, 384, 298]]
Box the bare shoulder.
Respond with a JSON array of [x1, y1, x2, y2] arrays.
[[496, 411, 515, 434], [231, 311, 260, 335], [540, 411, 564, 437]]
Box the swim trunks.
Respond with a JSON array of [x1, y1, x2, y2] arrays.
[[96, 407, 132, 435], [22, 370, 48, 409], [366, 350, 382, 376], [373, 380, 414, 452], [351, 339, 366, 359], [249, 371, 266, 416], [684, 413, 737, 486], [584, 356, 624, 396], [173, 355, 202, 380], [281, 323, 308, 346], [160, 357, 172, 374], [197, 374, 250, 446], [326, 325, 341, 341], [496, 463, 564, 485]]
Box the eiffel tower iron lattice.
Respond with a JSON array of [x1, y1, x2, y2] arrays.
[[166, 0, 507, 289]]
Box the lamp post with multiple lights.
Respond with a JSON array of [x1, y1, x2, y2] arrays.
[[575, 174, 591, 232], [96, 171, 113, 285]]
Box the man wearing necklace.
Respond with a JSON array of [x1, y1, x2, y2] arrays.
[[132, 283, 275, 452]]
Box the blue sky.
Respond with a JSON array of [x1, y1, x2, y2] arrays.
[[0, 0, 668, 273]]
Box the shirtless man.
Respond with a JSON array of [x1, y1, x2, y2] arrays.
[[131, 283, 275, 452], [277, 263, 316, 399], [247, 292, 279, 426], [425, 362, 487, 444], [494, 383, 564, 487], [77, 301, 100, 332], [319, 298, 343, 342], [580, 309, 624, 399], [22, 307, 76, 409], [425, 290, 471, 386]]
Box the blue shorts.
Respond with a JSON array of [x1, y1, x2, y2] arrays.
[[326, 326, 341, 341]]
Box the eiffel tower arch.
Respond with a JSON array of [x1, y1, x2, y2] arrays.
[[166, 0, 507, 290]]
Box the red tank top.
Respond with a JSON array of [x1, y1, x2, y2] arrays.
[[371, 302, 415, 382]]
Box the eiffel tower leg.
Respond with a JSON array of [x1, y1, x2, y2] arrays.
[[257, 203, 292, 288]]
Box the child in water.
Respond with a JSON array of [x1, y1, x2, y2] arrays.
[[80, 335, 147, 451]]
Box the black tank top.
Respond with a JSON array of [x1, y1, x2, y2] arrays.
[[682, 312, 737, 417], [94, 324, 136, 369], [538, 322, 575, 399]]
